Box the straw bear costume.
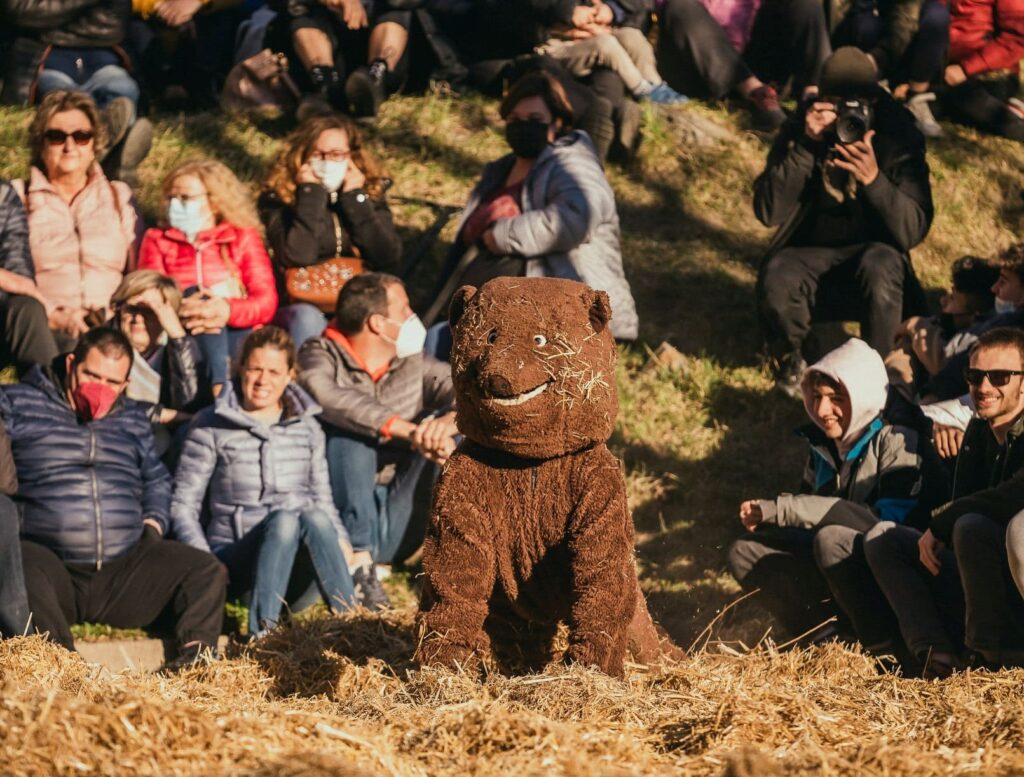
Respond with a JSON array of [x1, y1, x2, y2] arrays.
[[415, 277, 678, 676]]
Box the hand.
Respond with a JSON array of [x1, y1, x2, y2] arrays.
[[143, 518, 164, 536], [805, 101, 837, 141], [832, 130, 880, 186], [48, 306, 89, 337], [341, 161, 366, 193], [739, 500, 764, 531], [918, 528, 944, 576], [932, 423, 965, 459], [323, 0, 368, 29], [297, 162, 322, 185], [482, 228, 500, 254], [129, 287, 187, 339], [571, 4, 597, 28], [179, 292, 231, 335], [899, 316, 924, 338], [154, 0, 203, 26], [412, 412, 458, 459], [945, 64, 967, 87], [591, 0, 614, 25]]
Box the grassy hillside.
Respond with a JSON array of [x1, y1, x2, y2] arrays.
[[2, 93, 1024, 648]]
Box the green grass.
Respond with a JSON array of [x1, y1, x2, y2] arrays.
[[5, 91, 1024, 646]]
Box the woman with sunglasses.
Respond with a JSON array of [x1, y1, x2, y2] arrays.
[[14, 91, 142, 351], [139, 159, 278, 394], [259, 114, 402, 346]]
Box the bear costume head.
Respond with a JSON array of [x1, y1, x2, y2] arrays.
[[448, 277, 618, 460]]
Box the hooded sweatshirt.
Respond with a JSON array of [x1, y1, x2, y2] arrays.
[[759, 338, 925, 530]]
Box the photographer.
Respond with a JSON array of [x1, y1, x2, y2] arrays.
[[754, 47, 933, 397]]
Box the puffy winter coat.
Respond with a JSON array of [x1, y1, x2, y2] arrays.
[[448, 130, 639, 340], [170, 381, 347, 553], [138, 222, 278, 329], [0, 363, 172, 567], [14, 165, 139, 314], [3, 0, 131, 47], [949, 0, 1024, 75], [0, 180, 35, 304]]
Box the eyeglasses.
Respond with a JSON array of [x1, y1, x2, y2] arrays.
[[309, 150, 351, 162], [964, 368, 1024, 387], [117, 303, 149, 317], [43, 129, 94, 146]]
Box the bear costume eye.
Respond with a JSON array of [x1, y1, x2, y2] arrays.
[[487, 330, 498, 344], [533, 334, 547, 346]]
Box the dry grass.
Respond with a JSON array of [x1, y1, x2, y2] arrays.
[[4, 612, 1024, 776]]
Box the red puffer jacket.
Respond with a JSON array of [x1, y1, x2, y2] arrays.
[[138, 222, 278, 329], [949, 0, 1024, 76]]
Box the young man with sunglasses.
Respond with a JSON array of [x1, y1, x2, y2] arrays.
[[865, 327, 1024, 676]]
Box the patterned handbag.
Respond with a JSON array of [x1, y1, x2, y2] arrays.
[[284, 213, 363, 314]]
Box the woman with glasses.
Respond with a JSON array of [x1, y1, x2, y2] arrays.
[[259, 114, 402, 346], [14, 90, 142, 352], [139, 159, 278, 394]]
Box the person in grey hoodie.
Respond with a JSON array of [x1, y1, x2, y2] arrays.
[[170, 326, 355, 639], [431, 69, 638, 343], [729, 338, 931, 656]]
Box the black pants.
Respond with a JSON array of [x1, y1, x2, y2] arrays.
[[757, 241, 906, 359], [0, 294, 58, 376], [658, 0, 830, 99], [21, 527, 227, 651], [0, 494, 29, 638], [941, 76, 1024, 142]]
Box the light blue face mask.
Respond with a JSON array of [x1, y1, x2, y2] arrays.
[[168, 197, 207, 241], [995, 296, 1018, 315]]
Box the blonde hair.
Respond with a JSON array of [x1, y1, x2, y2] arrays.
[[29, 90, 108, 170], [263, 113, 388, 206], [161, 158, 261, 230], [110, 270, 183, 312]]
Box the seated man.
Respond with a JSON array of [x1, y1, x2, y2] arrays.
[[299, 273, 456, 609], [1, 328, 226, 662], [754, 46, 933, 397], [866, 327, 1024, 677], [729, 338, 930, 655]]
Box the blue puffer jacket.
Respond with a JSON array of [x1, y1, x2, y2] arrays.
[[0, 364, 171, 567], [170, 381, 348, 553]]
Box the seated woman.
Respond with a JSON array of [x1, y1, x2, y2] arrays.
[[430, 70, 638, 346], [259, 113, 401, 346], [14, 90, 142, 352], [139, 159, 278, 393], [170, 326, 356, 639], [108, 269, 206, 452]]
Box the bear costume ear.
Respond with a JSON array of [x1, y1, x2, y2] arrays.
[[586, 289, 613, 333], [449, 285, 478, 329]]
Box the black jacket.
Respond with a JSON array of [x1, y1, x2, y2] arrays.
[[258, 184, 402, 282], [0, 180, 35, 302], [753, 93, 934, 256], [930, 413, 1024, 544]]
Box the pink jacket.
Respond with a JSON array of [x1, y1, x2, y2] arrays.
[[15, 165, 140, 313], [138, 222, 278, 329]]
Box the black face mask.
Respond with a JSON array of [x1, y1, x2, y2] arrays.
[[506, 119, 551, 159]]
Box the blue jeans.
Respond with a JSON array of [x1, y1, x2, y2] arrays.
[[215, 508, 355, 637], [0, 494, 29, 638], [424, 322, 453, 361], [195, 327, 251, 388], [36, 64, 140, 115], [273, 303, 328, 347], [326, 431, 429, 563]]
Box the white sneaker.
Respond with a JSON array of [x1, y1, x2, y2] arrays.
[[907, 92, 943, 138]]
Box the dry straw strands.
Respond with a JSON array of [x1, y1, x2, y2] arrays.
[[3, 608, 1024, 776]]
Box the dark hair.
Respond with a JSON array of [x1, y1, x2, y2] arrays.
[[239, 326, 296, 371], [499, 71, 574, 131], [951, 255, 998, 313], [71, 328, 134, 373], [335, 272, 403, 335], [997, 243, 1024, 283], [970, 327, 1024, 365], [806, 371, 844, 393]]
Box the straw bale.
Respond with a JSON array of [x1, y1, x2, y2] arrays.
[[4, 611, 1024, 776]]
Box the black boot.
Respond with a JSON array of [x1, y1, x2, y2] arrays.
[[309, 65, 345, 111], [346, 59, 387, 119]]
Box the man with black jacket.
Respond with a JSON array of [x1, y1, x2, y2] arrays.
[[865, 327, 1024, 677], [753, 47, 933, 397], [0, 328, 226, 662]]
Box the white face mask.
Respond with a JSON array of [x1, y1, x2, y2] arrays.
[[383, 314, 427, 359], [310, 158, 349, 192], [995, 296, 1018, 314], [168, 197, 207, 242]]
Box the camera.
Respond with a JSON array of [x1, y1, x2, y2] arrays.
[[834, 98, 873, 144]]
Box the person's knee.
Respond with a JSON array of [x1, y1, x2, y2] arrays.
[[952, 513, 999, 557], [263, 510, 302, 543], [812, 525, 859, 570], [857, 243, 904, 284], [785, 0, 827, 25], [5, 293, 47, 323], [661, 0, 709, 27], [918, 0, 950, 33], [727, 536, 761, 584], [863, 521, 901, 566], [298, 508, 337, 538]]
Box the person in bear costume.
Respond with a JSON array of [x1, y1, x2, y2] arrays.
[[414, 276, 679, 677]]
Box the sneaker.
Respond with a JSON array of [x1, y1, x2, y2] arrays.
[[160, 643, 218, 674], [352, 563, 391, 611], [100, 96, 135, 158], [309, 65, 345, 112], [1007, 97, 1024, 121], [641, 81, 689, 105], [346, 64, 387, 119], [774, 351, 807, 399], [745, 85, 786, 131], [906, 91, 943, 138], [115, 118, 153, 187]]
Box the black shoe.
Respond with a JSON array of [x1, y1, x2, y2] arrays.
[[345, 65, 386, 119], [352, 564, 391, 611], [100, 97, 135, 159], [160, 643, 218, 674], [774, 352, 807, 399], [310, 65, 345, 111]]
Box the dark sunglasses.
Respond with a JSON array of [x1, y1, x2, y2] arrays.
[[116, 303, 149, 317], [964, 368, 1024, 387], [43, 129, 94, 146]]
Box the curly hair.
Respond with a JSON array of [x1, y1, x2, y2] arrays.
[[263, 113, 388, 205], [28, 90, 108, 170], [160, 158, 261, 231]]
